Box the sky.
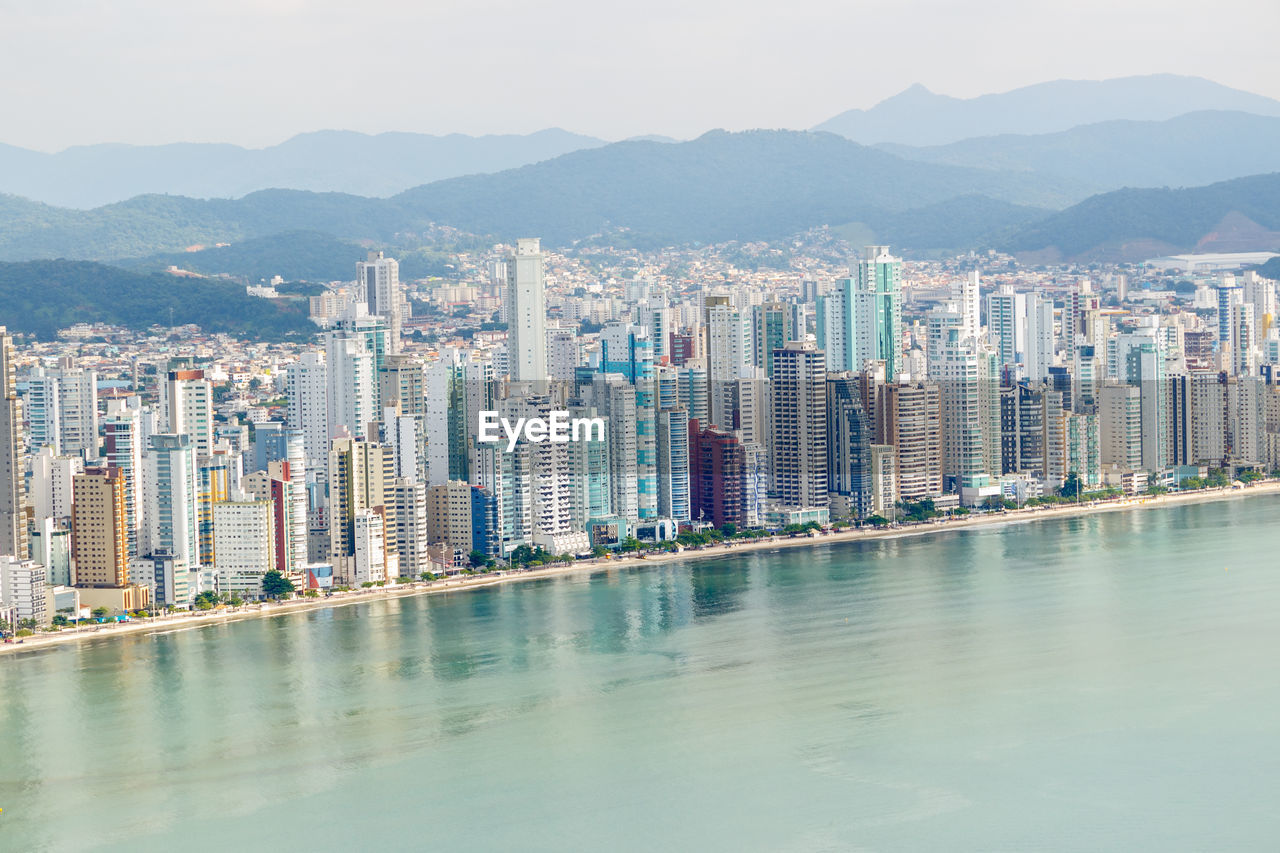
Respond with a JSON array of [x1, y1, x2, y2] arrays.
[[2, 0, 1278, 151]]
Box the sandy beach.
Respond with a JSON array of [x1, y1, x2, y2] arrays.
[[4, 480, 1278, 657]]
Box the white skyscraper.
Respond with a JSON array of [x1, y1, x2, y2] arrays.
[[986, 285, 1026, 371], [356, 251, 403, 355], [325, 331, 376, 441], [1024, 292, 1056, 381], [505, 238, 548, 381], [142, 433, 199, 605], [161, 369, 215, 456], [286, 351, 329, 476], [955, 271, 981, 341], [24, 362, 99, 459]]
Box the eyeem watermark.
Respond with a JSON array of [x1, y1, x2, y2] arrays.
[[478, 410, 606, 452]]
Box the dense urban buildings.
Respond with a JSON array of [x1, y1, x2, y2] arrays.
[[3, 239, 1280, 627]]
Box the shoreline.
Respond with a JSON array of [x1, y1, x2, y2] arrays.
[[4, 480, 1278, 657]]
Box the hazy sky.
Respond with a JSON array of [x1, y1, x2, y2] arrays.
[[3, 0, 1278, 151]]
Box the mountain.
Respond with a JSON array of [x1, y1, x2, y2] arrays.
[[0, 128, 606, 209], [879, 111, 1280, 192], [0, 189, 414, 261], [0, 130, 1088, 260], [390, 129, 1083, 247], [1001, 173, 1280, 262], [0, 260, 316, 341], [816, 75, 1280, 146]]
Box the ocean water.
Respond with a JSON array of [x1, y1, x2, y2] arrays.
[[2, 497, 1278, 851]]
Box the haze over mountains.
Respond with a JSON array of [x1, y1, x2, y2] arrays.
[[2, 73, 1279, 275], [813, 74, 1280, 145], [0, 129, 606, 209]]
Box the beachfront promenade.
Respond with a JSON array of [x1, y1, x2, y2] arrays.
[[4, 481, 1277, 656]]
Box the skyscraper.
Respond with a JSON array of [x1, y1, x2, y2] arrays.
[[286, 350, 329, 476], [162, 369, 215, 456], [771, 341, 828, 509], [72, 466, 129, 588], [855, 246, 904, 380], [325, 329, 377, 441], [142, 433, 199, 605], [505, 238, 548, 381], [655, 407, 691, 522], [0, 328, 26, 559], [826, 374, 873, 520], [357, 251, 402, 355], [103, 404, 145, 559]]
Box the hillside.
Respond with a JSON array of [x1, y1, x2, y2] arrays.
[[0, 190, 417, 261], [815, 75, 1280, 146], [1001, 173, 1280, 262], [879, 111, 1280, 191], [0, 260, 317, 341], [118, 231, 373, 282], [0, 128, 606, 209], [391, 130, 1082, 247]]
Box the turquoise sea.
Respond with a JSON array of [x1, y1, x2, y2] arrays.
[[2, 497, 1278, 851]]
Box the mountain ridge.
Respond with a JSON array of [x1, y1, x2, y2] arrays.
[[0, 128, 607, 208], [815, 74, 1280, 146]]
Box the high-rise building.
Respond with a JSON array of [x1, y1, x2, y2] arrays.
[[826, 374, 873, 520], [328, 438, 394, 583], [655, 407, 690, 522], [927, 305, 989, 487], [357, 251, 403, 355], [470, 486, 501, 559], [162, 369, 215, 456], [817, 246, 903, 377], [426, 479, 474, 559], [325, 329, 376, 441], [102, 404, 144, 558], [752, 302, 793, 377], [242, 467, 295, 579], [1099, 383, 1143, 470], [505, 238, 548, 381], [377, 353, 426, 415], [390, 479, 428, 576], [986, 285, 1026, 371], [24, 362, 99, 459], [72, 466, 129, 589], [0, 327, 27, 558], [142, 434, 199, 605], [1, 557, 49, 627], [1024, 293, 1056, 381], [352, 508, 389, 585], [856, 246, 904, 379], [212, 500, 276, 598], [689, 423, 752, 528], [770, 341, 827, 509], [286, 351, 329, 477], [28, 447, 82, 530], [880, 382, 943, 501]]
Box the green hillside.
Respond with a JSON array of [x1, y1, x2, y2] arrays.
[[1001, 173, 1280, 261], [0, 260, 317, 341], [119, 231, 373, 282]]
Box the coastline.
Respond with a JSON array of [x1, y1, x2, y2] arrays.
[[4, 480, 1278, 658]]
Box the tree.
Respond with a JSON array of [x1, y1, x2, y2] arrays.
[[261, 570, 295, 600], [719, 522, 738, 538], [193, 591, 219, 610], [468, 550, 488, 569], [1060, 472, 1085, 500], [91, 606, 109, 619]]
